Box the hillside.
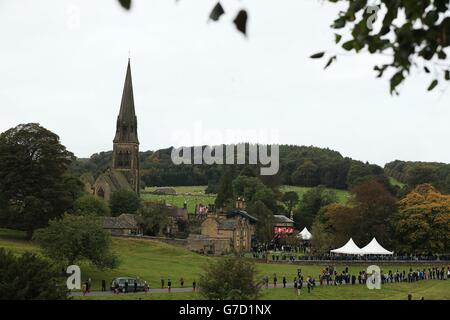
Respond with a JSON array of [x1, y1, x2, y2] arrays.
[[71, 144, 386, 191]]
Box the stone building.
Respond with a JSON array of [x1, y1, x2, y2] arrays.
[[102, 213, 142, 236], [90, 60, 140, 202], [187, 199, 258, 255]]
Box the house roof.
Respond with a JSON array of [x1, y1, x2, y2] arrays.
[[226, 209, 258, 223], [273, 215, 294, 224], [102, 213, 139, 230]]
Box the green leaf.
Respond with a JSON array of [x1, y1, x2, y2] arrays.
[[390, 71, 404, 94], [118, 0, 131, 10], [209, 2, 225, 21], [427, 79, 438, 91], [342, 40, 354, 51], [324, 56, 337, 69], [424, 66, 430, 74], [233, 10, 248, 35], [310, 52, 325, 59], [335, 34, 342, 44], [445, 70, 450, 81]]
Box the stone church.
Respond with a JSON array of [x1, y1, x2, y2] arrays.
[[91, 60, 140, 202]]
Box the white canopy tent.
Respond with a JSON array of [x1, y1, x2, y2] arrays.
[[330, 238, 362, 255], [359, 238, 393, 255], [298, 227, 312, 240]]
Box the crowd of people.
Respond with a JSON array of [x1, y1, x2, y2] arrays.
[[251, 251, 450, 262], [261, 265, 449, 295]]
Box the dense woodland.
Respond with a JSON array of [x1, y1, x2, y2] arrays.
[[71, 144, 389, 192]]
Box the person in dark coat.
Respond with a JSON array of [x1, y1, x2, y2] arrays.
[[124, 281, 129, 293], [134, 280, 138, 293], [101, 279, 106, 292]]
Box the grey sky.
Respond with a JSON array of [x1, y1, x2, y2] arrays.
[[0, 0, 448, 166]]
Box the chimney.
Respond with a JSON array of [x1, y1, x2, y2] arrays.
[[235, 197, 246, 210]]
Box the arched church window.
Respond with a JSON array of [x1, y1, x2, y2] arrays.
[[97, 187, 105, 198]]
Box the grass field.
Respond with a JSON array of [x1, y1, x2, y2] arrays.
[[141, 186, 215, 214], [141, 185, 351, 214], [389, 177, 407, 188], [1, 228, 448, 300]]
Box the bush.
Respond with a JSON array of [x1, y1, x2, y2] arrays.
[[34, 214, 117, 269], [199, 257, 261, 300], [0, 248, 67, 300], [73, 194, 110, 216], [110, 190, 140, 216]]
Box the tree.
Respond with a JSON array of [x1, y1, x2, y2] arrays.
[[137, 202, 170, 236], [405, 165, 438, 188], [291, 160, 319, 187], [73, 194, 110, 216], [232, 176, 278, 212], [391, 184, 450, 255], [0, 248, 67, 300], [0, 123, 81, 239], [294, 186, 337, 229], [281, 191, 299, 215], [311, 0, 450, 94], [310, 179, 397, 253], [248, 200, 275, 243], [116, 1, 450, 93], [199, 257, 261, 300], [109, 190, 140, 216], [351, 179, 398, 246], [215, 167, 234, 209], [311, 203, 359, 254], [34, 214, 117, 269]]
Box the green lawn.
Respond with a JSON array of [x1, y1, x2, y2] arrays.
[[389, 177, 407, 188], [1, 228, 448, 300], [279, 186, 350, 204]]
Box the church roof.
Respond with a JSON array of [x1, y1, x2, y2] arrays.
[[99, 169, 134, 192], [113, 59, 139, 144]]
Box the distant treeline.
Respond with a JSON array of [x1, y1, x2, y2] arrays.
[[71, 144, 388, 191], [385, 160, 450, 193]]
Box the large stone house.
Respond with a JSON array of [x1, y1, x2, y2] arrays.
[[187, 200, 258, 255], [85, 60, 140, 202]]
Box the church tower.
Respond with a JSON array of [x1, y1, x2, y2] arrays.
[[111, 59, 140, 194]]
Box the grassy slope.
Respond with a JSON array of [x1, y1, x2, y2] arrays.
[[1, 229, 448, 300]]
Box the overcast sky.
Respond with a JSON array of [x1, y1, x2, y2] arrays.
[[0, 0, 449, 166]]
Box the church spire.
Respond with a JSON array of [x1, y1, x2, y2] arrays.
[[113, 59, 139, 144]]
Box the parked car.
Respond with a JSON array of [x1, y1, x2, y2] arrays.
[[111, 277, 146, 293]]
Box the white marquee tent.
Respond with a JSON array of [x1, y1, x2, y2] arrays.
[[298, 227, 312, 240], [330, 238, 362, 255], [359, 238, 393, 255]]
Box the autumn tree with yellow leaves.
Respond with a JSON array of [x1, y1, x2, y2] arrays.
[[391, 184, 450, 255]]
